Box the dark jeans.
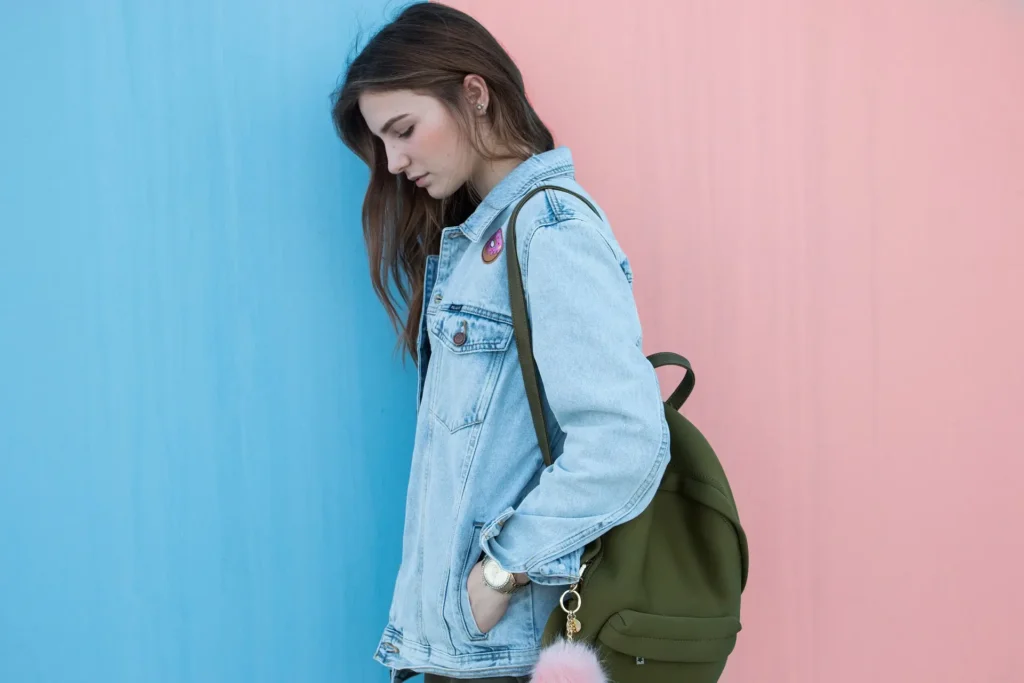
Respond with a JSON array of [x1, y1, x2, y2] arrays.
[[422, 676, 528, 683]]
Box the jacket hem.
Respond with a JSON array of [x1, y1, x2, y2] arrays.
[[375, 626, 539, 679]]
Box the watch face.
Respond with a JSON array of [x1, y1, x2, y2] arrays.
[[483, 559, 509, 588]]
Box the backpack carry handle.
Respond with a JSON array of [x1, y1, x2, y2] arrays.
[[647, 352, 695, 410]]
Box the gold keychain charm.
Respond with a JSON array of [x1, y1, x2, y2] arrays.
[[560, 588, 582, 640], [559, 564, 587, 641], [567, 613, 582, 637]]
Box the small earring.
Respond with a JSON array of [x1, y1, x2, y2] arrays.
[[476, 103, 484, 111]]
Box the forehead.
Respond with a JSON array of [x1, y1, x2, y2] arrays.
[[358, 90, 439, 134]]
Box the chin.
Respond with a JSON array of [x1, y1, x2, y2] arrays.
[[426, 183, 454, 199]]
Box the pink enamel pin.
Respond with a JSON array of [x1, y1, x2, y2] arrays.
[[482, 228, 503, 263]]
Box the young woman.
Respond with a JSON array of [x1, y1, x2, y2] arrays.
[[332, 4, 669, 681]]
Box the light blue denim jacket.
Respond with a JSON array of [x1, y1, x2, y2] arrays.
[[374, 147, 670, 681]]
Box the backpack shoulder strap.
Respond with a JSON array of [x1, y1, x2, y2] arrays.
[[505, 184, 602, 468]]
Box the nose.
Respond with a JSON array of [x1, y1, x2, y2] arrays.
[[385, 144, 409, 175]]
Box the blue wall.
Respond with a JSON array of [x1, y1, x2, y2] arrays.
[[0, 2, 415, 681]]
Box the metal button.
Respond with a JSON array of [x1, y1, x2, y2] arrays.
[[452, 321, 468, 346]]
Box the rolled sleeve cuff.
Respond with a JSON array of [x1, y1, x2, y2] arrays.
[[479, 508, 584, 586]]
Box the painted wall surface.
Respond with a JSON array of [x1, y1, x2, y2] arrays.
[[0, 2, 414, 682], [446, 1, 1024, 681]]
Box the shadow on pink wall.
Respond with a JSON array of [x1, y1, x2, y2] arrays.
[[445, 1, 1024, 681]]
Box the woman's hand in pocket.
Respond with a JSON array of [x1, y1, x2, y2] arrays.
[[466, 560, 512, 634]]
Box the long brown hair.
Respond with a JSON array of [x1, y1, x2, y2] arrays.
[[331, 2, 554, 361]]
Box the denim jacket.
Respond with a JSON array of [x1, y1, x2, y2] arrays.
[[374, 147, 670, 681]]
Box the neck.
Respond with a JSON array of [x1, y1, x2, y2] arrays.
[[470, 155, 526, 199]]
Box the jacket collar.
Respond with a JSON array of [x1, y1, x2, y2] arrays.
[[455, 147, 575, 243]]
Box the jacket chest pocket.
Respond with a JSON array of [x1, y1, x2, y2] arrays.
[[427, 305, 514, 433]]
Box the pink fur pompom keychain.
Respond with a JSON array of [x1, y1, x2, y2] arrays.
[[530, 639, 608, 683]]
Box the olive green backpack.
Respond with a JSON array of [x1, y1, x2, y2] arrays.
[[506, 185, 749, 683]]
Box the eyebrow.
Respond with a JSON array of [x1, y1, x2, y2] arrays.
[[379, 113, 410, 136]]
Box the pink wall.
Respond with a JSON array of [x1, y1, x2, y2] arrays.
[[446, 1, 1024, 680]]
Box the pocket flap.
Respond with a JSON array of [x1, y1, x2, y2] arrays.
[[597, 611, 741, 663], [432, 305, 514, 354]]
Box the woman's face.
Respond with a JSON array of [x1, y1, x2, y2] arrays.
[[359, 89, 479, 199]]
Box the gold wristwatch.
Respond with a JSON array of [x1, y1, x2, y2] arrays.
[[482, 557, 524, 594]]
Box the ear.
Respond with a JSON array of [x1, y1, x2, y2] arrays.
[[462, 74, 490, 115]]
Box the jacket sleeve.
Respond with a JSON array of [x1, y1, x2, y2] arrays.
[[478, 213, 670, 586]]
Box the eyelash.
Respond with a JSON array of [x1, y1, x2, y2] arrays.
[[397, 125, 415, 140]]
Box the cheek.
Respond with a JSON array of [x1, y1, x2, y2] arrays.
[[411, 124, 445, 162], [418, 120, 463, 171]]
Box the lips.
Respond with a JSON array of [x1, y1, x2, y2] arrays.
[[409, 173, 429, 187]]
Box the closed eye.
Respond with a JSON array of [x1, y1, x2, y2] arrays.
[[397, 125, 415, 140]]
